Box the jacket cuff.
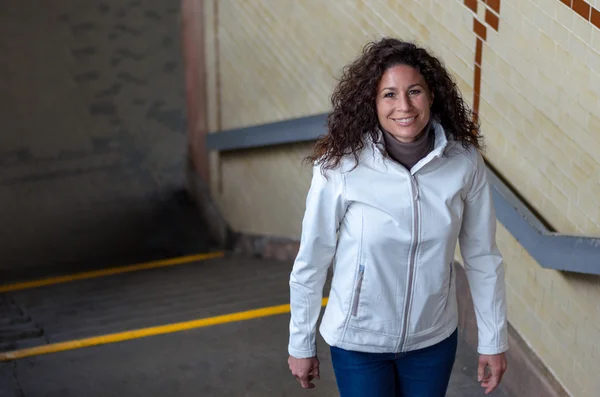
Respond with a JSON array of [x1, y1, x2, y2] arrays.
[[478, 343, 509, 355], [288, 345, 317, 359]]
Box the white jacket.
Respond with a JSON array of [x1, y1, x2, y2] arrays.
[[288, 122, 508, 358]]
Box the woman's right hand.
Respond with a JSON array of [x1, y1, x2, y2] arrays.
[[288, 355, 320, 389]]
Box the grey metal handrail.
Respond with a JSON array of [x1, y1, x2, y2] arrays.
[[206, 114, 600, 275]]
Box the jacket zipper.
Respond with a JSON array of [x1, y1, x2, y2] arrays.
[[398, 174, 420, 351], [351, 265, 365, 316]]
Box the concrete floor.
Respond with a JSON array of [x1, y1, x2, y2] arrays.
[[0, 256, 509, 397], [1, 315, 506, 397]]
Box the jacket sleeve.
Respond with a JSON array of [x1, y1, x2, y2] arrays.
[[288, 164, 347, 358], [458, 150, 508, 355]]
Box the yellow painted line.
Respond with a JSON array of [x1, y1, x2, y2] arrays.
[[0, 298, 329, 362], [0, 252, 225, 293]]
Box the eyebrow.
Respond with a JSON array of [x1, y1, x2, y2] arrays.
[[379, 83, 424, 93]]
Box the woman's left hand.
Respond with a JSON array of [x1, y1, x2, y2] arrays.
[[477, 353, 507, 394]]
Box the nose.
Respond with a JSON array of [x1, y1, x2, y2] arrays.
[[396, 92, 413, 112]]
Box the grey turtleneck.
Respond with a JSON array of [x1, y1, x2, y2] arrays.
[[382, 125, 435, 170]]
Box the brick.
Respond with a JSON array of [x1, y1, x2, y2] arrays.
[[592, 7, 600, 29], [578, 196, 600, 226], [521, 16, 540, 43], [494, 52, 511, 78], [536, 67, 560, 103], [518, 0, 537, 20], [571, 162, 592, 188], [540, 327, 563, 357], [551, 181, 571, 210], [566, 60, 592, 97], [552, 20, 571, 50], [572, 0, 591, 21], [587, 113, 600, 138], [579, 88, 600, 115], [540, 0, 560, 18], [482, 47, 497, 72], [572, 12, 593, 42], [475, 36, 483, 65], [500, 1, 519, 30], [527, 183, 550, 212], [535, 5, 556, 35], [474, 18, 487, 41], [573, 358, 597, 393], [575, 150, 599, 175], [588, 179, 600, 206], [474, 64, 481, 96], [556, 1, 575, 29], [591, 31, 600, 63], [464, 0, 477, 13], [569, 98, 592, 132], [586, 48, 600, 75], [486, 0, 501, 13], [511, 88, 536, 119], [569, 32, 587, 59]]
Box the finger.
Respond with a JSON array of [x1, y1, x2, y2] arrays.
[[312, 363, 320, 380], [295, 376, 313, 389], [295, 370, 314, 389], [300, 379, 315, 389], [477, 360, 486, 382], [497, 367, 506, 383], [484, 372, 501, 394]]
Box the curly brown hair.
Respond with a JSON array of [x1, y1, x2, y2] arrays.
[[308, 38, 482, 170]]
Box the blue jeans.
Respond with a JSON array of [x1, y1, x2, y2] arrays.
[[330, 329, 458, 397]]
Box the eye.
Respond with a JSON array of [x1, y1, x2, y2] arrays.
[[384, 92, 395, 98], [408, 89, 421, 96]]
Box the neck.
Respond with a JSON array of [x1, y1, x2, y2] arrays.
[[381, 124, 434, 170]]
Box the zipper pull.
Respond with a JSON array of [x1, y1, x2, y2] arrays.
[[411, 176, 419, 201]]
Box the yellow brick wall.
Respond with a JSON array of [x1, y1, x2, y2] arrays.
[[200, 1, 600, 395]]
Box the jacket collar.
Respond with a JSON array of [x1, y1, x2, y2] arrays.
[[370, 120, 450, 174]]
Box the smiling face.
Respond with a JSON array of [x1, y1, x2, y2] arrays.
[[375, 64, 434, 143]]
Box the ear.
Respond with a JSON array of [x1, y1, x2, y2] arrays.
[[429, 90, 435, 106]]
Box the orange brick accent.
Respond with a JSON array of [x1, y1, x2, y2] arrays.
[[474, 19, 487, 40], [473, 37, 483, 117], [592, 7, 600, 28], [465, 0, 477, 13], [558, 0, 600, 28], [572, 0, 591, 20], [475, 38, 483, 66], [485, 0, 501, 13], [471, 0, 501, 119], [474, 65, 481, 101], [485, 8, 500, 31]]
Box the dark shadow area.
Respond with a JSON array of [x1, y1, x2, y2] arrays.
[[0, 189, 217, 284], [0, 0, 213, 284]]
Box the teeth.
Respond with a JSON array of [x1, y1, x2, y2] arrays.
[[394, 117, 416, 123]]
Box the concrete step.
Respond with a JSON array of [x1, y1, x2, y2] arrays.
[[0, 295, 45, 352], [7, 256, 293, 345]]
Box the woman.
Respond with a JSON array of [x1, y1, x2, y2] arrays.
[[287, 38, 508, 396]]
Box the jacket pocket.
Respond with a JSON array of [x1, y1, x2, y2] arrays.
[[351, 265, 365, 317]]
